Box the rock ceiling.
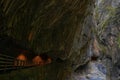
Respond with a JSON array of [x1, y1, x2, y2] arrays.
[[0, 0, 93, 55]]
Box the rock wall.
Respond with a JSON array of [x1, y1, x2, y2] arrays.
[[69, 0, 120, 80], [0, 0, 120, 80]]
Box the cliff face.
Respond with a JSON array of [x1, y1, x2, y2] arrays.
[[94, 0, 120, 80], [70, 0, 120, 80], [0, 0, 120, 80]]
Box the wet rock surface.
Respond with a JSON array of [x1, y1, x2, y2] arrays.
[[0, 0, 120, 80], [69, 61, 106, 80]]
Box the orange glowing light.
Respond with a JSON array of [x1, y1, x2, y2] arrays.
[[16, 54, 27, 61], [32, 56, 44, 65], [14, 54, 27, 66]]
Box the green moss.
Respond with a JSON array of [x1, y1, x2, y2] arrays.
[[106, 6, 115, 13], [99, 44, 107, 54]]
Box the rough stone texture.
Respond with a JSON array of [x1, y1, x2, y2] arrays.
[[68, 0, 120, 80], [94, 0, 120, 80], [70, 61, 106, 80], [0, 0, 120, 80], [0, 0, 95, 80], [0, 0, 92, 56]]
